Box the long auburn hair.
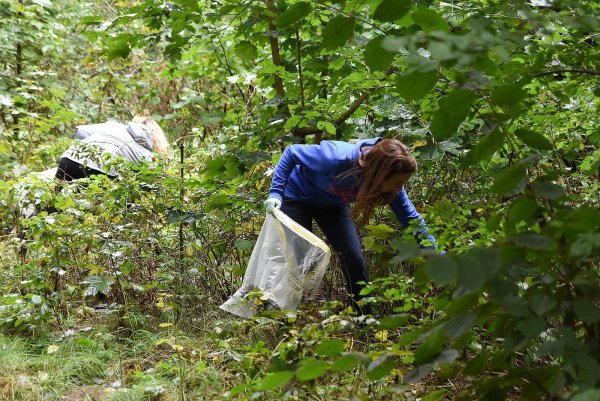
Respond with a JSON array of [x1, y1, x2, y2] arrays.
[[352, 139, 418, 225]]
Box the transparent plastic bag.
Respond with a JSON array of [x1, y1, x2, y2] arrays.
[[220, 209, 331, 318]]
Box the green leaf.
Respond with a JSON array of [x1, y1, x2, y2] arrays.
[[462, 130, 506, 166], [379, 314, 411, 330], [422, 390, 448, 401], [571, 389, 600, 401], [83, 275, 114, 297], [390, 239, 420, 262], [425, 254, 457, 286], [255, 371, 294, 391], [513, 233, 552, 250], [529, 293, 557, 316], [275, 1, 312, 27], [442, 312, 477, 339], [396, 70, 438, 101], [491, 163, 526, 195], [365, 36, 396, 71], [518, 316, 545, 338], [456, 255, 486, 292], [315, 340, 345, 356], [317, 120, 336, 134], [403, 363, 433, 384], [514, 129, 553, 150], [491, 83, 527, 116], [414, 330, 445, 365], [530, 182, 565, 200], [332, 353, 361, 372], [373, 0, 412, 22], [296, 359, 329, 381], [430, 90, 477, 140], [366, 354, 395, 380], [234, 41, 258, 64], [573, 298, 600, 324], [322, 16, 355, 50], [411, 8, 449, 32]]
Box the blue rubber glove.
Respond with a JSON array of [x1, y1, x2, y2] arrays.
[[264, 197, 281, 214]]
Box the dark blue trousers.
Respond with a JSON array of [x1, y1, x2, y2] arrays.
[[281, 198, 369, 305]]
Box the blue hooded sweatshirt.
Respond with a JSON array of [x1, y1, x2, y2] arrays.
[[268, 137, 437, 247]]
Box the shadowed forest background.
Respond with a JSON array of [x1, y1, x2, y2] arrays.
[[0, 0, 599, 400]]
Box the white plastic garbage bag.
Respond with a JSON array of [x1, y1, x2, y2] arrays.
[[220, 209, 331, 318]]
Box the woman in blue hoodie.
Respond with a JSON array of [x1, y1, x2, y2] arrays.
[[264, 137, 437, 313]]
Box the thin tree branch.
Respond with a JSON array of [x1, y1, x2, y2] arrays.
[[532, 69, 600, 77], [265, 0, 290, 114], [292, 68, 395, 137], [296, 28, 305, 108]]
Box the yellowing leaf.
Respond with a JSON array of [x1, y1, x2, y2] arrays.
[[47, 344, 59, 354], [375, 330, 388, 342], [159, 323, 173, 328]]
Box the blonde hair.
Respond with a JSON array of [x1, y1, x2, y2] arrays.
[[132, 115, 169, 154]]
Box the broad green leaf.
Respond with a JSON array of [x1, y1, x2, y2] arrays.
[[514, 128, 553, 150], [396, 70, 438, 101], [379, 314, 410, 329], [332, 353, 362, 372], [323, 16, 355, 50], [390, 239, 420, 262], [442, 312, 476, 338], [255, 371, 294, 391], [234, 41, 258, 63], [365, 36, 396, 71], [571, 389, 600, 401], [573, 298, 600, 324], [83, 275, 114, 297], [570, 233, 600, 257], [518, 316, 545, 338], [430, 90, 477, 140], [411, 8, 449, 32], [491, 83, 527, 116], [317, 120, 336, 134], [456, 255, 486, 292], [462, 130, 506, 166], [530, 182, 565, 200], [373, 0, 412, 22], [432, 349, 459, 364], [366, 354, 395, 380], [76, 338, 96, 348], [285, 115, 302, 130], [414, 330, 444, 365], [315, 339, 345, 356], [275, 1, 312, 27], [295, 359, 329, 381], [529, 293, 557, 316], [491, 163, 526, 194], [502, 296, 530, 317], [425, 254, 457, 286], [403, 363, 433, 384], [513, 233, 552, 250], [422, 390, 448, 401]]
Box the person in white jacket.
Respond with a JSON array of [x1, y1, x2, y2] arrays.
[[55, 116, 168, 181]]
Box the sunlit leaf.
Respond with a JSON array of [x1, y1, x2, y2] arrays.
[[255, 371, 294, 391], [275, 1, 312, 27]]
